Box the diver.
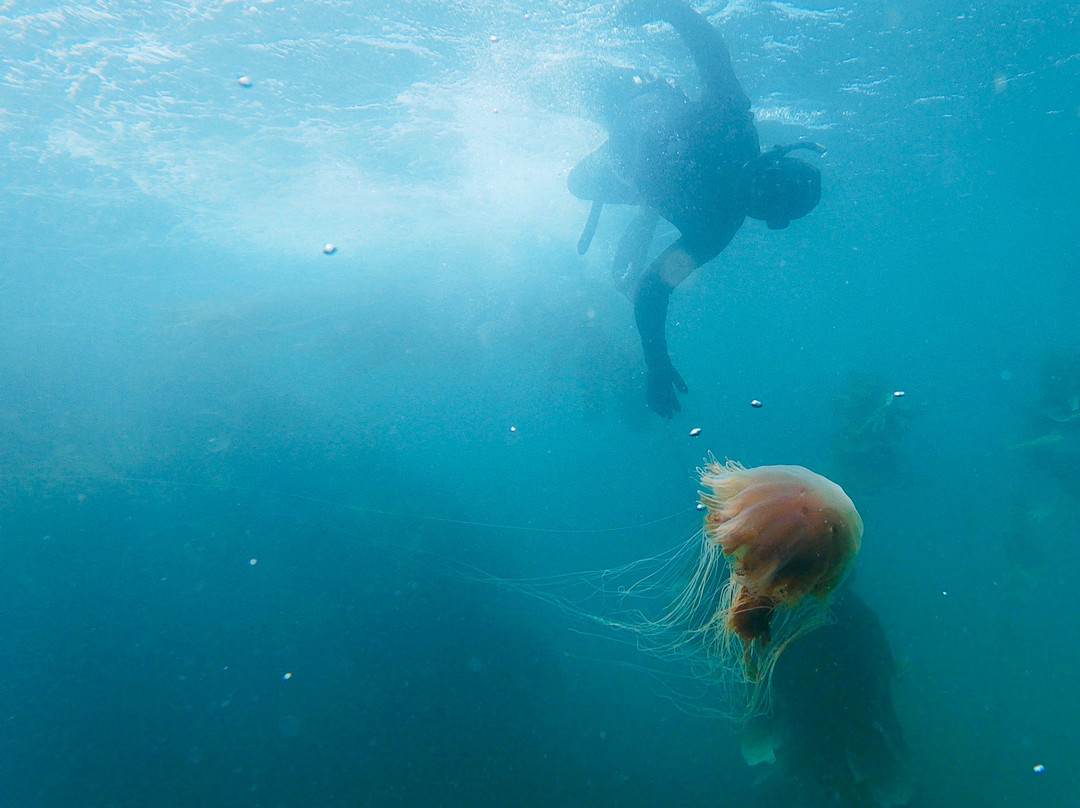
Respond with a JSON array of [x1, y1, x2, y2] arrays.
[[569, 0, 824, 417]]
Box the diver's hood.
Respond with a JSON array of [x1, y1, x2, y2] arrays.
[[746, 140, 826, 229]]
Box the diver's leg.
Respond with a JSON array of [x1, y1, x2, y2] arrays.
[[612, 207, 660, 300], [567, 142, 639, 204]]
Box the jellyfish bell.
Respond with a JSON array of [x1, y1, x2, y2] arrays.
[[691, 461, 863, 707], [703, 462, 862, 636]]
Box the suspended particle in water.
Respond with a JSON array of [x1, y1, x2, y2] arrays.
[[689, 427, 702, 437], [750, 399, 763, 408], [237, 75, 253, 87], [323, 243, 337, 255]]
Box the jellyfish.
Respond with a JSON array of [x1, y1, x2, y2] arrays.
[[646, 460, 863, 717], [481, 459, 863, 721]]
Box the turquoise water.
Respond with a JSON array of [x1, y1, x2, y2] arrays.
[[1, 2, 1078, 806]]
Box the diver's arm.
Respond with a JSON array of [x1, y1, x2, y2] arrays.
[[649, 0, 748, 107], [635, 271, 675, 372], [633, 245, 697, 417], [635, 272, 685, 418]]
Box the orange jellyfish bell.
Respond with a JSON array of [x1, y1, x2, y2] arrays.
[[661, 460, 863, 716], [702, 461, 862, 642]]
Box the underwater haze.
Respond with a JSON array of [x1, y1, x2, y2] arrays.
[[2, 1, 1079, 806]]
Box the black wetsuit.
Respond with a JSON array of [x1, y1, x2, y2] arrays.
[[575, 3, 759, 263], [569, 0, 762, 416]]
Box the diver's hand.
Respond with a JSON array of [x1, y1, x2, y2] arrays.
[[646, 362, 688, 418]]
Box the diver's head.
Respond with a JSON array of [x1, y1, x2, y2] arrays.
[[747, 148, 823, 230]]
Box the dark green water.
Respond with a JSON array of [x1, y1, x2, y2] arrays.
[[1, 1, 1077, 806]]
